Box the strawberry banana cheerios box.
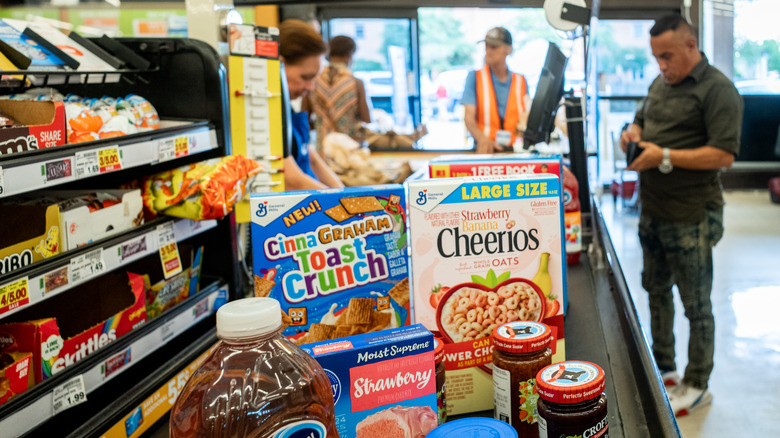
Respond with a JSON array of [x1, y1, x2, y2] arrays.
[[300, 324, 438, 438], [250, 185, 410, 344], [407, 174, 567, 415]]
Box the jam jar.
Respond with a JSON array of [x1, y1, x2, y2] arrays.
[[433, 337, 447, 425], [536, 361, 608, 438], [492, 321, 553, 437]]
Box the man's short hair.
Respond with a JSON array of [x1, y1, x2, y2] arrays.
[[328, 36, 357, 58], [650, 14, 694, 37]]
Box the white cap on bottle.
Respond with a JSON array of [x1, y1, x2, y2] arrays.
[[216, 297, 282, 339]]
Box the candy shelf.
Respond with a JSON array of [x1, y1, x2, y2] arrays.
[[0, 120, 218, 198], [0, 216, 217, 321], [0, 280, 227, 438]]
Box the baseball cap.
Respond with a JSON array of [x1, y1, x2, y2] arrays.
[[481, 27, 512, 46]]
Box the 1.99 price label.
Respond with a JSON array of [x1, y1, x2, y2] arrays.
[[53, 375, 88, 414], [98, 146, 122, 173], [0, 277, 30, 315]]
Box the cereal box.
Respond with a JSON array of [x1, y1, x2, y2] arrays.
[[428, 153, 562, 179], [250, 185, 410, 343], [407, 174, 567, 415], [300, 324, 438, 438]]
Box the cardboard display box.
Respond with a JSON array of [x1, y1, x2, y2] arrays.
[[0, 202, 60, 276], [300, 324, 438, 438], [0, 100, 66, 155], [0, 190, 144, 276], [250, 185, 410, 344], [407, 174, 567, 415], [0, 271, 147, 382], [125, 243, 204, 320], [0, 352, 33, 407], [50, 190, 144, 250]]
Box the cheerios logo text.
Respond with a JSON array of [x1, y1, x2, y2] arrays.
[[264, 215, 393, 303]]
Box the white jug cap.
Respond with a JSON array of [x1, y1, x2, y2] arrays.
[[216, 297, 282, 339]]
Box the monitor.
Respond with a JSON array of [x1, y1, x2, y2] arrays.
[[523, 42, 568, 148]]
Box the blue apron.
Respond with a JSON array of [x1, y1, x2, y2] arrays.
[[291, 110, 316, 179]]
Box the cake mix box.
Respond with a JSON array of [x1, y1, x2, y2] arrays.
[[428, 153, 561, 179], [250, 185, 410, 344], [407, 174, 567, 415], [300, 324, 438, 438]]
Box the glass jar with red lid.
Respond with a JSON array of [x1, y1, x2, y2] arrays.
[[433, 336, 446, 425], [492, 321, 554, 437], [535, 361, 608, 438]]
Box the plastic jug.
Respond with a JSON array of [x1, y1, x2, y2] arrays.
[[170, 297, 338, 438]]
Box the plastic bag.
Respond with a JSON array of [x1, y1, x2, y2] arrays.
[[142, 155, 262, 220]]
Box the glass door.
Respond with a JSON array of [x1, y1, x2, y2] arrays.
[[322, 10, 420, 132]]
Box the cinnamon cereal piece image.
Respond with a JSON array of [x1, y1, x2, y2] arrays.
[[388, 277, 410, 306], [281, 310, 293, 330], [324, 204, 354, 222], [346, 298, 375, 325], [254, 275, 275, 297], [369, 311, 392, 332], [334, 325, 352, 339], [308, 323, 337, 342], [340, 196, 384, 214]]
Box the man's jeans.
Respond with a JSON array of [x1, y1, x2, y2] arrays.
[[638, 208, 724, 389]]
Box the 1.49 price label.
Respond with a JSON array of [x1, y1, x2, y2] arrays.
[[69, 248, 106, 284], [0, 277, 29, 315], [98, 146, 122, 173]]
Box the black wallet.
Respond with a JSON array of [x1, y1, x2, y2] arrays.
[[625, 141, 641, 166]]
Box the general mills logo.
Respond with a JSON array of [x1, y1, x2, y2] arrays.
[[415, 190, 428, 205], [256, 201, 268, 217]]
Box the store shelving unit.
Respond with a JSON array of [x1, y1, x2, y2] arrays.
[[0, 38, 240, 436]]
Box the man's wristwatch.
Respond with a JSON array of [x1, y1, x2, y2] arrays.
[[659, 148, 673, 174]]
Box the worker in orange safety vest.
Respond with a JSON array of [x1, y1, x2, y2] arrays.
[[463, 27, 532, 154]]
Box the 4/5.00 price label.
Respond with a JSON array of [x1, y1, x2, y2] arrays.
[[0, 277, 29, 315], [98, 146, 122, 173]]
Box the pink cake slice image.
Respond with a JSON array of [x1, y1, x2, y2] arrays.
[[355, 405, 438, 438]]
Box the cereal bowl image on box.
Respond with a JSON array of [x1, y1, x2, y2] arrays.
[[407, 174, 567, 415], [250, 185, 410, 343]]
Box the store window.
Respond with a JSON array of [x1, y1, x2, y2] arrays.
[[417, 7, 585, 150], [327, 18, 417, 131], [593, 19, 658, 184], [732, 0, 780, 93]]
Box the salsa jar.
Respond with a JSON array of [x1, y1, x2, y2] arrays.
[[536, 361, 608, 438], [492, 321, 553, 437], [433, 336, 447, 425]]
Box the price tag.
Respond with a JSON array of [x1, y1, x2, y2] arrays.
[[74, 150, 100, 179], [0, 165, 5, 197], [156, 222, 176, 248], [0, 277, 29, 315], [174, 136, 190, 157], [52, 374, 87, 414], [69, 248, 106, 284], [98, 146, 122, 173], [157, 137, 176, 162], [159, 242, 182, 279]]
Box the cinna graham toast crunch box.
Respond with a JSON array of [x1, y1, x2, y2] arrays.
[[250, 185, 410, 344], [407, 174, 567, 415]]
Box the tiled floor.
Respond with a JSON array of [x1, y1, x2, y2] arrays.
[[599, 190, 780, 437]]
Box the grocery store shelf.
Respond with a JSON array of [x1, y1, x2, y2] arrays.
[[0, 280, 227, 438], [0, 216, 217, 321], [0, 120, 218, 198], [69, 330, 218, 438]]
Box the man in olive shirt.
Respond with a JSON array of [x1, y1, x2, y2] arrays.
[[620, 14, 742, 416]]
